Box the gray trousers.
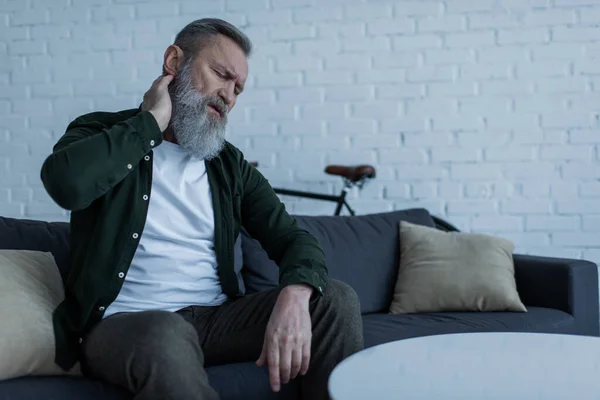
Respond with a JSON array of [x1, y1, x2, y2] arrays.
[[81, 279, 364, 400]]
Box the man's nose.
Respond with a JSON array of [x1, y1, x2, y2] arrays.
[[218, 85, 233, 106]]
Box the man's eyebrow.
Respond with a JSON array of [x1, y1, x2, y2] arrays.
[[216, 63, 245, 93]]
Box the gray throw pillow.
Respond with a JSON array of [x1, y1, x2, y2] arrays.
[[0, 250, 81, 379], [390, 221, 527, 314]]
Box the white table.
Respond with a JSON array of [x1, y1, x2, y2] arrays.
[[328, 332, 600, 400]]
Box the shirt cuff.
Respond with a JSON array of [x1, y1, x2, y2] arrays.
[[131, 110, 164, 153], [280, 268, 327, 297]]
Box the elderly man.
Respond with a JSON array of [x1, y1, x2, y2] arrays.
[[41, 18, 363, 400]]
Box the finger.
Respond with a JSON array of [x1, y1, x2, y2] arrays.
[[151, 75, 164, 87], [268, 340, 281, 392], [279, 339, 292, 385], [157, 74, 174, 88], [300, 341, 311, 376], [256, 341, 267, 367], [290, 345, 302, 380]]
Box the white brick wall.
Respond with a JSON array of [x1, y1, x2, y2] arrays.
[[1, 0, 600, 267]]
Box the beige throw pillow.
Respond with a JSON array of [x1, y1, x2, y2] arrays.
[[0, 250, 81, 380], [390, 221, 526, 314]]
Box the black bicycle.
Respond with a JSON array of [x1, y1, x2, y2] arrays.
[[250, 161, 459, 232]]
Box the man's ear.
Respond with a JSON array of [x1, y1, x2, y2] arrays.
[[163, 45, 184, 76]]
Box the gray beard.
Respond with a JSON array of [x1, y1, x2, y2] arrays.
[[168, 62, 228, 160]]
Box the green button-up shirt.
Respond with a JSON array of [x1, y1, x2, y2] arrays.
[[41, 107, 328, 371]]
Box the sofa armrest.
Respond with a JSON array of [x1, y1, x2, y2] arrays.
[[513, 254, 599, 336]]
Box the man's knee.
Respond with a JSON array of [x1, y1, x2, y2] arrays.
[[83, 310, 200, 376], [83, 311, 215, 399], [321, 279, 361, 316], [312, 279, 364, 357]]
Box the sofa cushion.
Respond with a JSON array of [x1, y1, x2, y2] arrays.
[[0, 250, 81, 380], [390, 221, 526, 314], [0, 376, 130, 400], [0, 217, 70, 282], [0, 363, 299, 400], [362, 307, 576, 349], [208, 362, 299, 400], [241, 208, 436, 314]]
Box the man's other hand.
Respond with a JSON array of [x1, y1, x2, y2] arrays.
[[256, 284, 313, 392], [142, 74, 174, 132]]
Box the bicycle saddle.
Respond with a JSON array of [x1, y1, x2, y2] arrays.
[[324, 165, 376, 183]]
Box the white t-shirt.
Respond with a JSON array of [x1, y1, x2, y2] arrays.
[[103, 140, 227, 318]]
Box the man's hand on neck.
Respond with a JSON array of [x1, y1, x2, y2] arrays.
[[142, 74, 173, 132]]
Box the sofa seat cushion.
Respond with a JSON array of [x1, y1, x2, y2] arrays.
[[242, 208, 436, 314], [208, 362, 299, 400], [0, 375, 130, 400], [362, 307, 576, 349], [0, 363, 298, 400]]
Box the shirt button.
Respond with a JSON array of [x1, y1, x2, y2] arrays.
[[118, 272, 125, 279], [78, 338, 83, 344], [144, 155, 150, 161], [150, 140, 155, 146], [142, 195, 149, 201], [127, 164, 132, 169], [98, 306, 105, 311], [132, 233, 139, 239]]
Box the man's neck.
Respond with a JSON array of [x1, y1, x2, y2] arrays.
[[163, 126, 178, 144]]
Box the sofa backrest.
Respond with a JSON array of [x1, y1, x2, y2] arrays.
[[241, 208, 436, 314], [0, 208, 437, 315], [0, 217, 70, 282], [0, 215, 245, 292]]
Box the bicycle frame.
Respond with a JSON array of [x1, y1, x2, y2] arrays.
[[273, 180, 356, 216], [254, 162, 460, 230], [274, 185, 460, 231]]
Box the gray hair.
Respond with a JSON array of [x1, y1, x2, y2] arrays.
[[173, 18, 252, 62]]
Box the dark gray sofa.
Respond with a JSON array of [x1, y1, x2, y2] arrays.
[[0, 208, 598, 400]]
